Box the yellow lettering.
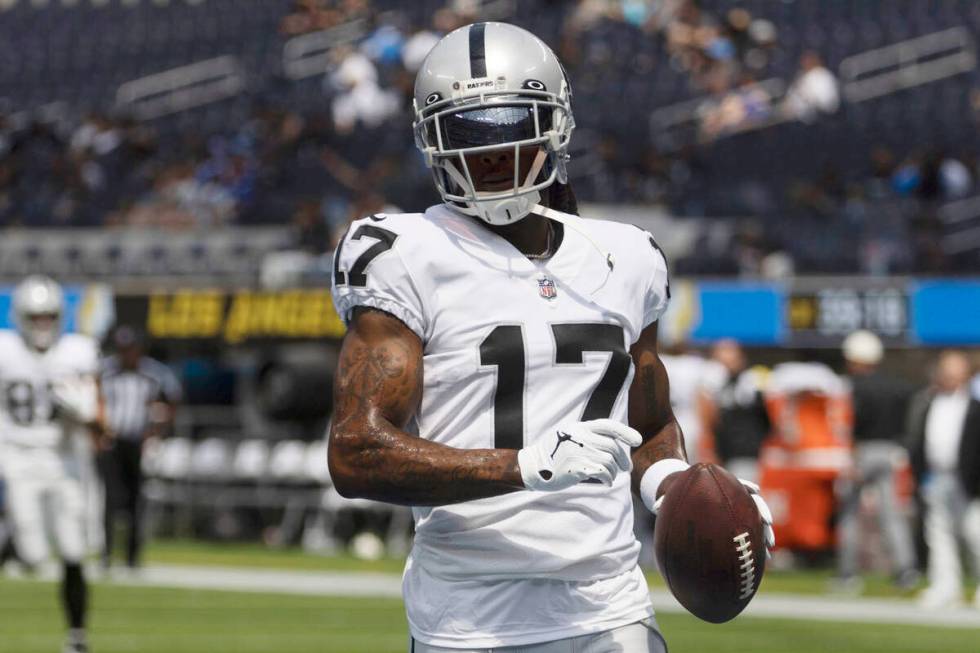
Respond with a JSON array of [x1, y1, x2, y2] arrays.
[[223, 292, 251, 344]]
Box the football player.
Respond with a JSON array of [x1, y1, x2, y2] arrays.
[[0, 275, 106, 653], [329, 23, 775, 652]]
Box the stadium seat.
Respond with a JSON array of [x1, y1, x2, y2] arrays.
[[155, 436, 193, 481], [267, 439, 309, 485], [231, 439, 270, 482], [304, 439, 330, 486], [189, 437, 233, 482]]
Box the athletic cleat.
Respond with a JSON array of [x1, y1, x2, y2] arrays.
[[892, 568, 921, 592], [828, 574, 865, 596], [917, 587, 963, 610], [62, 631, 88, 653]]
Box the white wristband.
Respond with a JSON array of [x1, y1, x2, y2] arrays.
[[639, 458, 691, 513]]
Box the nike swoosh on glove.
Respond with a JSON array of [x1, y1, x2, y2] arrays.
[[518, 418, 642, 492]]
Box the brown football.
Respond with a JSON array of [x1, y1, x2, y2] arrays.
[[653, 463, 766, 623]]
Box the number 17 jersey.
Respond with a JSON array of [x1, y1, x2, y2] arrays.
[[333, 204, 670, 647], [332, 204, 670, 581]]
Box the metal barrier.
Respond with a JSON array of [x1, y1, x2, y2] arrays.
[[116, 55, 245, 120], [840, 27, 976, 103], [281, 19, 368, 81], [648, 78, 787, 148], [939, 195, 980, 255]]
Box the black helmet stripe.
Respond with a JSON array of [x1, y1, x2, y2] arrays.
[[469, 22, 487, 78]]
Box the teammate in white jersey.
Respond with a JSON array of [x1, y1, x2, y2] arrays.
[[329, 23, 775, 652], [0, 275, 106, 653]]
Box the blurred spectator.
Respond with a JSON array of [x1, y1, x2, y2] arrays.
[[698, 339, 769, 483], [402, 27, 442, 73], [906, 351, 980, 610], [971, 352, 980, 401], [123, 161, 236, 228], [99, 327, 182, 571], [938, 153, 974, 200], [833, 331, 919, 594], [360, 12, 407, 66], [280, 0, 344, 37], [291, 199, 332, 255], [782, 51, 840, 122], [327, 49, 400, 132], [0, 0, 973, 276], [700, 74, 772, 140], [659, 343, 711, 463]]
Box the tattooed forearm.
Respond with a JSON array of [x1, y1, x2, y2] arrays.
[[329, 307, 523, 506], [627, 323, 688, 495]]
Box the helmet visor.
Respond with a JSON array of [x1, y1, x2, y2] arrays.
[[436, 105, 553, 150]]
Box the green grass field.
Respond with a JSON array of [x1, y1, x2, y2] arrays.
[[2, 578, 978, 653], [141, 538, 968, 599], [1, 539, 976, 653]]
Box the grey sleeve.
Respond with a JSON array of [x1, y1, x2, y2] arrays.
[[151, 361, 183, 404]]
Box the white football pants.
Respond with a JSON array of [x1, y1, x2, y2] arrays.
[[921, 471, 980, 598], [836, 441, 916, 577], [410, 619, 668, 653], [2, 446, 87, 566]]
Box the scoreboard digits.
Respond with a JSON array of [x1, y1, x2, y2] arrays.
[[788, 283, 908, 345]]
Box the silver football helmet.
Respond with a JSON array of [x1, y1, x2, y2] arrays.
[[413, 22, 575, 225], [12, 275, 64, 351]]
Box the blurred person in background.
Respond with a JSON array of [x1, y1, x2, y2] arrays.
[[698, 339, 769, 484], [634, 340, 708, 568], [907, 350, 980, 610], [833, 331, 919, 594], [782, 50, 839, 122], [327, 47, 401, 134], [99, 326, 181, 572], [0, 469, 13, 566], [971, 351, 980, 401], [658, 342, 709, 463], [0, 275, 106, 653]]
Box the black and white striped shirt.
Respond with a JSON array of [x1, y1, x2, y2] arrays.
[[101, 356, 182, 440]]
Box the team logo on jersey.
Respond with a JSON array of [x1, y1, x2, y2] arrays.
[[537, 276, 557, 300]]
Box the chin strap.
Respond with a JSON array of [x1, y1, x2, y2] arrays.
[[443, 148, 551, 225], [530, 203, 616, 295]]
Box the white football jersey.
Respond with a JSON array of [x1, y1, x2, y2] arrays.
[[0, 330, 99, 450], [332, 204, 669, 646]]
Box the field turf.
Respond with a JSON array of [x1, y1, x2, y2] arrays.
[[2, 578, 978, 653], [1, 539, 976, 653]]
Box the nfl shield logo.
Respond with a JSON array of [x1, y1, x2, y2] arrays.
[[537, 276, 557, 300]]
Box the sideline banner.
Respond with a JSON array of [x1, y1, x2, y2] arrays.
[[0, 279, 977, 346]]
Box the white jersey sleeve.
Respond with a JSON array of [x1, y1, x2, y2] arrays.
[[331, 214, 427, 340], [639, 230, 671, 328], [0, 331, 100, 450], [59, 334, 100, 377]]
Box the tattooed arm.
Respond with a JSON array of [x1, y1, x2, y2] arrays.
[[627, 320, 688, 499], [328, 307, 524, 506]]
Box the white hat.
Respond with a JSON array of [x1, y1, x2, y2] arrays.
[[842, 330, 883, 365]]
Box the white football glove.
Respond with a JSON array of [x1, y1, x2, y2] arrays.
[[739, 479, 776, 558], [51, 377, 99, 425], [518, 419, 642, 492]]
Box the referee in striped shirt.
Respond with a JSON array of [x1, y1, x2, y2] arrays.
[[99, 326, 181, 570]]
